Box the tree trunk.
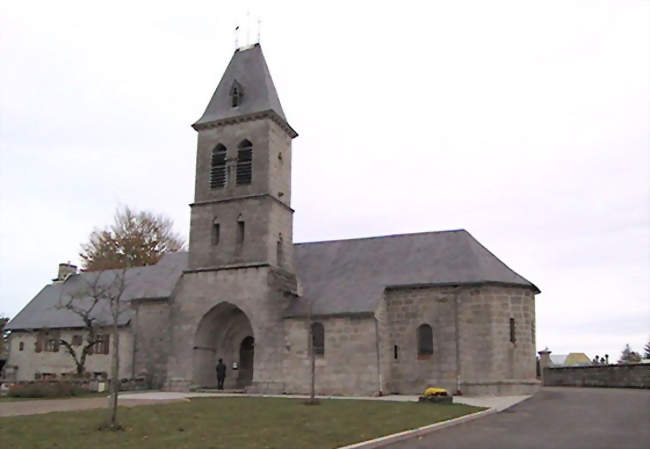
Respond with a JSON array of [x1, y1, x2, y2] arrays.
[[310, 340, 315, 401], [108, 318, 120, 427], [308, 298, 316, 403]]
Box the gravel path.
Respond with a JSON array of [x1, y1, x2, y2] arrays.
[[0, 391, 529, 418], [0, 396, 186, 417]]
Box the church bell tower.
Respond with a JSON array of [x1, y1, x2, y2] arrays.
[[188, 44, 298, 272]]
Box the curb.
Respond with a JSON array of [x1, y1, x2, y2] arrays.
[[337, 408, 497, 449]]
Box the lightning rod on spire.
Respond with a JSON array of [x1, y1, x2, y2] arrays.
[[246, 11, 251, 47]]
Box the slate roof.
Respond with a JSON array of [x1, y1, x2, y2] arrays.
[[286, 229, 538, 317], [550, 353, 591, 367], [7, 230, 538, 329], [6, 252, 187, 331], [193, 44, 288, 128]]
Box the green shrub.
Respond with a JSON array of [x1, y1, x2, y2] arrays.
[[8, 381, 91, 398]]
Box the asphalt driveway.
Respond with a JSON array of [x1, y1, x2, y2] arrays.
[[386, 387, 650, 449]]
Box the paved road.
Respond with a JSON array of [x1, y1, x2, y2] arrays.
[[387, 387, 650, 449]]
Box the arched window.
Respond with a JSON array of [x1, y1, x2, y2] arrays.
[[210, 144, 227, 189], [19, 341, 24, 351], [236, 140, 253, 185], [417, 324, 433, 359], [311, 322, 324, 356]]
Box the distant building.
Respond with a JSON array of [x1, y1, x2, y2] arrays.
[[4, 44, 541, 396], [550, 353, 592, 367]]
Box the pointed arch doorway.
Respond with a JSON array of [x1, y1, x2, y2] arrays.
[[238, 336, 254, 387], [193, 302, 254, 389]]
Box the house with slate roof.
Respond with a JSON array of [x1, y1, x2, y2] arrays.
[[4, 43, 541, 395], [550, 353, 592, 367]]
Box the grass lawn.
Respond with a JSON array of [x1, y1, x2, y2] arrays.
[[0, 397, 484, 449]]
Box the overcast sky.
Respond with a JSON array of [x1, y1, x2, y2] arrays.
[[1, 0, 648, 360]]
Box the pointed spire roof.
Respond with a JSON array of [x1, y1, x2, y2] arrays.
[[193, 44, 296, 137]]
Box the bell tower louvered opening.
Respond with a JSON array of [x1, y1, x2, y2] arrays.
[[236, 139, 253, 185], [189, 45, 297, 271], [210, 144, 227, 189]]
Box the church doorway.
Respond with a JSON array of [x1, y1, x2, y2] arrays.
[[192, 302, 254, 389], [238, 336, 254, 387]]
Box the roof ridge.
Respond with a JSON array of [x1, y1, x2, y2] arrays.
[[294, 229, 468, 246]]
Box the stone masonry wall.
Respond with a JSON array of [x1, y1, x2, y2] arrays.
[[189, 119, 293, 271], [457, 285, 539, 395], [543, 364, 650, 388], [282, 315, 380, 396], [133, 299, 171, 389], [385, 284, 539, 396], [385, 287, 458, 395], [166, 266, 294, 393], [6, 328, 133, 381]]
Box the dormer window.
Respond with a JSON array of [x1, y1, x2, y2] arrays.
[[230, 81, 243, 107]]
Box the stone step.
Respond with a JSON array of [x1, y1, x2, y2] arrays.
[[193, 388, 246, 394]]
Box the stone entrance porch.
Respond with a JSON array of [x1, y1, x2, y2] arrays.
[[192, 302, 254, 390]]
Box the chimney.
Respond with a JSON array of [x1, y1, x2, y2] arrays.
[[55, 262, 77, 282]]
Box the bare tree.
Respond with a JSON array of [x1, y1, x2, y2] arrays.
[[105, 268, 127, 430], [55, 292, 106, 377], [59, 269, 129, 430], [306, 298, 318, 405]]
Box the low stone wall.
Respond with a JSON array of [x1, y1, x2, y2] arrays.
[[543, 364, 650, 388]]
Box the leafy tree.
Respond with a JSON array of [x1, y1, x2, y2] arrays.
[[618, 344, 641, 364], [0, 315, 9, 359], [80, 206, 184, 271], [644, 337, 650, 359]]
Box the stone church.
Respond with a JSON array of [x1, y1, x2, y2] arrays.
[[4, 44, 540, 396]]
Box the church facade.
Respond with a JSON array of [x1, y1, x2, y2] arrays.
[[5, 44, 540, 396]]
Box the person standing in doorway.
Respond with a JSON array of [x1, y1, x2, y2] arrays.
[[216, 358, 226, 390]]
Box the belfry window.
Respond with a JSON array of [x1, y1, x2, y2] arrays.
[[311, 322, 324, 356], [236, 140, 253, 185], [210, 144, 227, 189], [417, 324, 433, 359]]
